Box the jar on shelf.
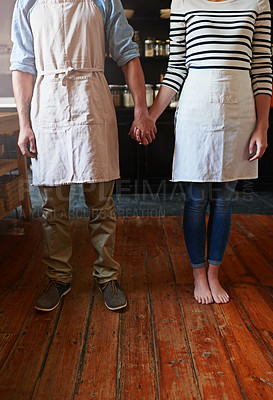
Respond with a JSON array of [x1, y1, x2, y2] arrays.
[[154, 84, 161, 98], [133, 31, 143, 57], [165, 39, 170, 56], [109, 85, 124, 107], [145, 37, 155, 57], [154, 40, 164, 57], [169, 91, 181, 108], [123, 85, 134, 108], [145, 84, 154, 107]]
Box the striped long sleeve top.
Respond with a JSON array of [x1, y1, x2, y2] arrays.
[[162, 0, 273, 96]]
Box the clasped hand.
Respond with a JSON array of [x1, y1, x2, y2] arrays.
[[129, 113, 157, 146]]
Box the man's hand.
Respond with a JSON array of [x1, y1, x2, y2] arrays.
[[129, 113, 157, 146], [18, 126, 37, 158], [248, 125, 268, 162]]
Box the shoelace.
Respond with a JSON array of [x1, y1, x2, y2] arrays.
[[45, 280, 67, 291], [101, 280, 118, 296]]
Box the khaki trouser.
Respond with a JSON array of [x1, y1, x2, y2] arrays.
[[39, 181, 120, 284]]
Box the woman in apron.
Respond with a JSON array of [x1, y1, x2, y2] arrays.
[[147, 0, 272, 304]]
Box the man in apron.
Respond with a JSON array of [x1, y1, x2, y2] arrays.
[[10, 0, 156, 311]]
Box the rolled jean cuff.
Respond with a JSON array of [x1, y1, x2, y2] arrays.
[[208, 259, 222, 266], [191, 261, 206, 269]]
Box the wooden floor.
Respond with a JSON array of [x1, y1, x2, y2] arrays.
[[0, 215, 273, 400]]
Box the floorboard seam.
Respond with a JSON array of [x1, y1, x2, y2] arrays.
[[11, 238, 43, 290], [210, 306, 248, 400], [143, 218, 161, 400], [115, 218, 125, 400], [234, 218, 273, 267], [0, 238, 44, 372], [160, 216, 203, 400], [30, 302, 65, 399], [228, 241, 270, 290], [72, 283, 96, 398], [223, 282, 273, 362]]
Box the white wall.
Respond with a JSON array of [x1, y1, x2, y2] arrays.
[[0, 0, 17, 96], [0, 0, 16, 45]]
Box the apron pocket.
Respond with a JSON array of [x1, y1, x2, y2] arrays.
[[67, 75, 104, 125], [37, 78, 70, 127], [210, 70, 238, 104]]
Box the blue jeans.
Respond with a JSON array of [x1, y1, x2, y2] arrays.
[[183, 181, 238, 268]]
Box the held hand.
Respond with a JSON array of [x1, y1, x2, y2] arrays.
[[248, 126, 268, 162], [18, 126, 37, 158], [128, 114, 157, 146]]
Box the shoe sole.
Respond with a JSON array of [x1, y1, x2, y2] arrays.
[[104, 300, 128, 311], [35, 287, 71, 312], [98, 286, 127, 311]]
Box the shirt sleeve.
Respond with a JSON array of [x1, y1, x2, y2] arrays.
[[104, 0, 139, 67], [250, 0, 273, 96], [10, 0, 36, 75], [162, 0, 187, 92]]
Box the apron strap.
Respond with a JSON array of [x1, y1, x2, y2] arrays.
[[37, 63, 104, 85]]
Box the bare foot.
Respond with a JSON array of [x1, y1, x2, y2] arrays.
[[207, 265, 230, 304], [193, 267, 213, 305]]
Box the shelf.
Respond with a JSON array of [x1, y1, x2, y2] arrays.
[[0, 159, 18, 176], [105, 56, 169, 62], [129, 17, 170, 24], [0, 199, 22, 219]]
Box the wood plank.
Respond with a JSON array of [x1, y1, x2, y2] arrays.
[[118, 217, 158, 400], [161, 218, 248, 399], [32, 220, 97, 400], [234, 214, 273, 263], [225, 283, 273, 356], [176, 284, 245, 399], [161, 216, 193, 284], [0, 333, 17, 369], [143, 217, 201, 400], [0, 219, 42, 290], [228, 215, 273, 286], [0, 220, 33, 264], [212, 292, 273, 399], [0, 112, 19, 134], [223, 244, 257, 285], [0, 159, 18, 175], [0, 220, 85, 400], [74, 218, 124, 399], [252, 215, 273, 238]]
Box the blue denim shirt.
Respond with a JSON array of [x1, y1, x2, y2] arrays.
[[10, 0, 139, 75]]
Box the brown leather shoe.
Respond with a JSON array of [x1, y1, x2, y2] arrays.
[[99, 280, 127, 311], [35, 280, 71, 312]]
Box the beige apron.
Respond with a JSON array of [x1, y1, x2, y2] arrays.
[[30, 0, 120, 186]]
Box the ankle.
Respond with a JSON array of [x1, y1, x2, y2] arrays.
[[208, 264, 220, 278], [193, 266, 207, 280]]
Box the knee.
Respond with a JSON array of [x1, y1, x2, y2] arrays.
[[185, 198, 208, 214], [210, 198, 232, 214]]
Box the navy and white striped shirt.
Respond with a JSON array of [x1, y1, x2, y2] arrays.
[[162, 0, 273, 96]]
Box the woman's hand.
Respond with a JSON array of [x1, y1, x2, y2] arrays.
[[129, 114, 157, 146], [248, 125, 268, 162]]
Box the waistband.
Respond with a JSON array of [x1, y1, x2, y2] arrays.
[[37, 64, 104, 85]]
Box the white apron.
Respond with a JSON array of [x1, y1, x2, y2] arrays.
[[172, 69, 258, 182], [30, 0, 120, 186]]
